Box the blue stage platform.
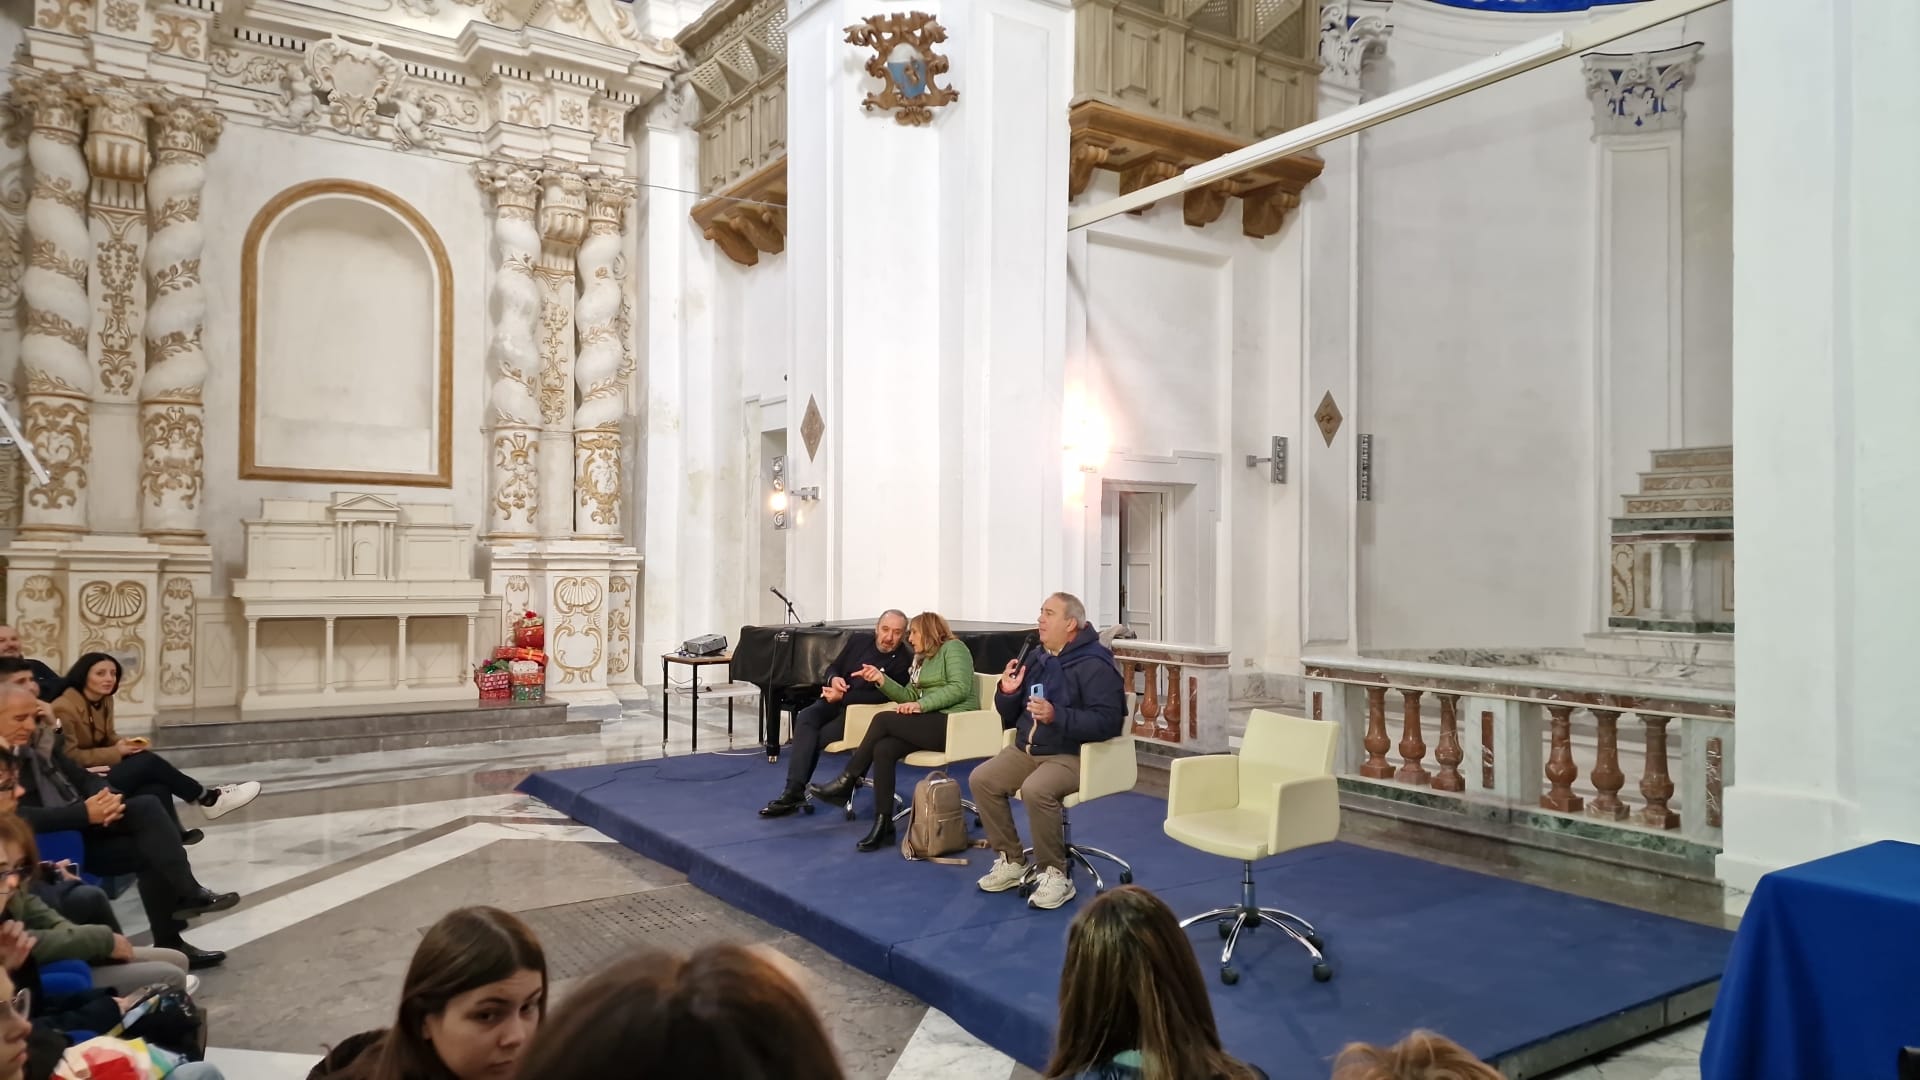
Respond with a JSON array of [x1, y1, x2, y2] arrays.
[[521, 754, 1732, 1076]]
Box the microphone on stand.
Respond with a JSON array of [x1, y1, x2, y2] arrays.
[[770, 587, 799, 625]]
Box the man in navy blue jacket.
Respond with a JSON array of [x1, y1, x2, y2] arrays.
[[759, 611, 912, 817], [970, 592, 1125, 911]]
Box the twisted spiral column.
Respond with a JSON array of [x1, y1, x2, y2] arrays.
[[139, 98, 222, 540], [474, 160, 543, 539], [14, 72, 93, 536], [572, 175, 631, 538]]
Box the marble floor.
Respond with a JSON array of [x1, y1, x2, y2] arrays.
[[132, 703, 1711, 1079]]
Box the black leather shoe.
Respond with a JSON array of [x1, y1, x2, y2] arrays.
[[807, 773, 858, 806], [174, 889, 239, 920], [180, 829, 204, 846], [177, 942, 226, 970], [759, 790, 804, 817], [855, 816, 896, 852]]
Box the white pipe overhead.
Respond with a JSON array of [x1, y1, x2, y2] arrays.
[[1067, 0, 1727, 231]]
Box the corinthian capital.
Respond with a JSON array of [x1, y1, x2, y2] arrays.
[[473, 159, 541, 220], [149, 97, 226, 163], [1319, 1, 1389, 92], [584, 173, 634, 236], [537, 167, 589, 249], [83, 82, 153, 182], [8, 71, 87, 142], [1581, 43, 1704, 137]]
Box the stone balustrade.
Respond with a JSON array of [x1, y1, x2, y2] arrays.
[[1112, 641, 1231, 753], [1303, 655, 1735, 848]]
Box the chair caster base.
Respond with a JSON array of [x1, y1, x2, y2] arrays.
[[1312, 962, 1332, 982], [1119, 869, 1134, 885], [800, 803, 816, 815], [1220, 966, 1239, 986]]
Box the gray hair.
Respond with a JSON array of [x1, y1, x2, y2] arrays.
[[876, 610, 908, 629], [0, 683, 35, 708], [1049, 592, 1087, 625]]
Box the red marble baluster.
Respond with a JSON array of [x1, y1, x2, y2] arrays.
[[1312, 690, 1323, 723], [1587, 708, 1629, 820], [1141, 662, 1162, 740], [1706, 736, 1723, 828], [1638, 715, 1680, 829], [1480, 709, 1495, 789], [1126, 661, 1149, 737], [1188, 675, 1198, 739], [1395, 689, 1430, 785], [1165, 664, 1183, 742], [1360, 686, 1392, 779], [1432, 693, 1464, 792], [1541, 704, 1584, 812]]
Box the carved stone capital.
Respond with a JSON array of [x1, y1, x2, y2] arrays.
[[1319, 1, 1390, 92], [149, 98, 225, 163], [10, 72, 87, 143], [537, 167, 589, 251], [585, 173, 634, 235], [474, 159, 542, 220], [83, 83, 153, 182], [1582, 43, 1703, 137]]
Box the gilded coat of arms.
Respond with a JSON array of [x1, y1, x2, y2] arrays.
[[844, 12, 958, 127]]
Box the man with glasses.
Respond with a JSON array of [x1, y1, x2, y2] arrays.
[[758, 610, 914, 818]]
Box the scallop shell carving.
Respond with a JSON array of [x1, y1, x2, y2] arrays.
[[79, 580, 146, 623]]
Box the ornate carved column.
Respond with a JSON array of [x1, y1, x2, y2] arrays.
[[572, 174, 633, 538], [533, 167, 586, 541], [0, 158, 27, 533], [13, 72, 93, 537], [139, 97, 220, 541], [474, 160, 543, 540], [82, 83, 151, 537]]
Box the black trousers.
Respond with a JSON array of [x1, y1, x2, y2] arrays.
[[31, 879, 122, 933], [844, 710, 948, 815], [81, 793, 203, 947], [783, 697, 849, 793], [106, 752, 205, 834]]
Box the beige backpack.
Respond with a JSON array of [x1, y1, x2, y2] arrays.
[[901, 770, 973, 864]]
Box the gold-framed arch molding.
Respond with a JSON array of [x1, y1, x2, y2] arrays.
[[239, 179, 455, 487]]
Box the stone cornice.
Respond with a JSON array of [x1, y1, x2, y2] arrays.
[[1069, 99, 1324, 239]]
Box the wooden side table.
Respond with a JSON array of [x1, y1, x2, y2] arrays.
[[661, 652, 734, 751]]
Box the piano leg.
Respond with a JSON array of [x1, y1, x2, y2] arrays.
[[763, 688, 779, 763], [660, 657, 670, 750]]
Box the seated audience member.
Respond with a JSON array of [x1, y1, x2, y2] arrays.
[[0, 966, 33, 1080], [0, 814, 192, 995], [310, 906, 545, 1080], [1, 685, 236, 969], [760, 611, 912, 818], [806, 612, 979, 852], [50, 653, 260, 841], [0, 753, 118, 935], [971, 592, 1126, 910], [513, 942, 844, 1080], [1045, 885, 1265, 1080], [1330, 1031, 1503, 1080], [0, 631, 59, 704]]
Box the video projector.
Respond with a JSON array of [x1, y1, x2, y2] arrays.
[[681, 633, 728, 657]]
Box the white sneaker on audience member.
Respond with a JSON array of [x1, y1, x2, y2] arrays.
[[1027, 866, 1075, 910], [185, 974, 200, 996], [202, 781, 261, 820], [977, 854, 1027, 893]]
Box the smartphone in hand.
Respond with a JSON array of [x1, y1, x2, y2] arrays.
[[1029, 683, 1046, 701]]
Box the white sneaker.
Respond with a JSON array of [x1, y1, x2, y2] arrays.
[[1027, 866, 1076, 910], [184, 974, 201, 996], [202, 781, 261, 820], [977, 854, 1027, 893]]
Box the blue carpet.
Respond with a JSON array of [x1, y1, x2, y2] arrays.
[[521, 754, 1733, 1074]]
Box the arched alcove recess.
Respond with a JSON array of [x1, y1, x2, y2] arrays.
[[239, 180, 454, 487]]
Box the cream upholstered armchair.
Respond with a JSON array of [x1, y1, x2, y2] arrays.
[[807, 672, 1004, 820], [1009, 731, 1138, 895], [1163, 709, 1340, 985]]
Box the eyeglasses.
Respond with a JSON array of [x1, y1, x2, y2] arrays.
[[0, 988, 29, 1021], [0, 864, 29, 885]]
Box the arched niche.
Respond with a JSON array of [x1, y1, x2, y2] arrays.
[[240, 180, 454, 487]]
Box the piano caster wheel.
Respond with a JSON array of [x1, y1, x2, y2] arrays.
[[801, 803, 815, 816], [843, 805, 856, 821], [767, 753, 778, 763]]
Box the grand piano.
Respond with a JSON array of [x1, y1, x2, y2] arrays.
[[730, 619, 1033, 759]]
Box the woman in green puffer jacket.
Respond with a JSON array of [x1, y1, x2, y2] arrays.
[[807, 611, 979, 852]]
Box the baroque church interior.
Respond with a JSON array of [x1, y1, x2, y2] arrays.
[[0, 0, 1908, 1074]]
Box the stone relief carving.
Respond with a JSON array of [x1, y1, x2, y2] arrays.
[[390, 87, 445, 151], [211, 48, 293, 89], [256, 39, 460, 152], [22, 399, 88, 511], [152, 12, 204, 60], [574, 431, 621, 528], [14, 575, 64, 670], [606, 573, 630, 676], [491, 431, 538, 526], [77, 579, 146, 698], [1581, 44, 1703, 137], [159, 576, 195, 699], [139, 405, 203, 509], [1318, 1, 1389, 92], [310, 38, 401, 138], [549, 575, 603, 683]]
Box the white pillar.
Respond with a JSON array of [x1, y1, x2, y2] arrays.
[[787, 0, 1071, 621], [14, 72, 92, 536], [321, 616, 335, 695], [140, 100, 222, 541], [245, 617, 258, 697], [1646, 540, 1666, 615], [475, 161, 544, 540], [1674, 539, 1696, 623], [395, 615, 409, 690], [1718, 0, 1920, 912]]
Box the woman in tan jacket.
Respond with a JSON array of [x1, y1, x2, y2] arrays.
[[54, 652, 261, 842]]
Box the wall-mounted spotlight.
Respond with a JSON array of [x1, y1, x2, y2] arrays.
[[1245, 435, 1287, 484], [770, 454, 789, 529]]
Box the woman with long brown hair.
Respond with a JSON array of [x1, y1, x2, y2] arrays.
[[514, 942, 844, 1080], [311, 907, 546, 1080], [806, 610, 979, 851], [1045, 885, 1265, 1080]]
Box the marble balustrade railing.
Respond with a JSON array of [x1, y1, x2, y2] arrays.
[[1303, 655, 1735, 848], [1112, 641, 1232, 754]]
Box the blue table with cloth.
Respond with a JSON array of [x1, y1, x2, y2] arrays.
[[1702, 840, 1920, 1080]]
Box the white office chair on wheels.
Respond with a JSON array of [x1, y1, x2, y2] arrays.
[[1010, 731, 1139, 895], [806, 673, 1003, 820], [1163, 709, 1341, 985]]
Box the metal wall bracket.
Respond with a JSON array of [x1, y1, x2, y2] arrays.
[[1244, 435, 1287, 484]]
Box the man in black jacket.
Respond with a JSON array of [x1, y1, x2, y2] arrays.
[[970, 592, 1126, 911], [0, 685, 236, 969], [0, 630, 60, 704], [759, 611, 913, 817]]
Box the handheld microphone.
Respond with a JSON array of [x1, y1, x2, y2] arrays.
[[1017, 632, 1040, 670]]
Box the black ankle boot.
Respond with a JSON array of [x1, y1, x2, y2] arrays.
[[855, 814, 896, 852], [807, 772, 858, 806], [759, 789, 804, 817]]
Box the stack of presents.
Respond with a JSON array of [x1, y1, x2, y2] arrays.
[[475, 611, 547, 702]]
